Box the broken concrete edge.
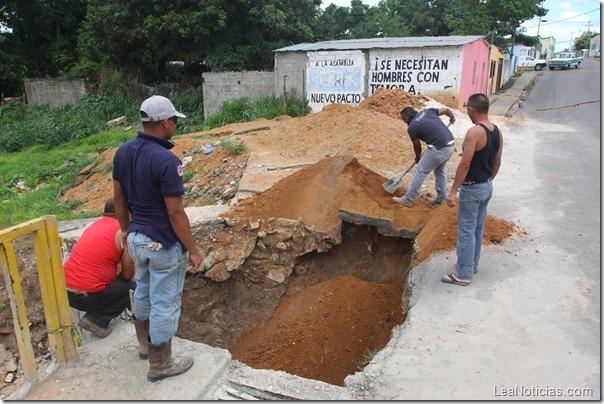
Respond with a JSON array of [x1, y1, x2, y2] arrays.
[[207, 360, 356, 400]]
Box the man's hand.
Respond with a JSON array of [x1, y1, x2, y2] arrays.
[[446, 191, 457, 207], [415, 155, 421, 164], [188, 250, 202, 273]]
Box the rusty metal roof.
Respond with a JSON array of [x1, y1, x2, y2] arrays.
[[275, 36, 484, 52]]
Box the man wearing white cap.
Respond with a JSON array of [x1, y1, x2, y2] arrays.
[[112, 95, 202, 381]]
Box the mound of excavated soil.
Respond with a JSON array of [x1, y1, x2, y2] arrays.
[[358, 87, 429, 119], [224, 155, 429, 240], [62, 138, 248, 214]]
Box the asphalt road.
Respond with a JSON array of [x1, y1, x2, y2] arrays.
[[521, 58, 600, 285]]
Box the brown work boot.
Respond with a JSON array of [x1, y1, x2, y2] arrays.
[[133, 319, 149, 359], [147, 339, 194, 382], [77, 317, 112, 338]]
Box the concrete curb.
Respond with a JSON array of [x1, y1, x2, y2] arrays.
[[504, 71, 542, 116]]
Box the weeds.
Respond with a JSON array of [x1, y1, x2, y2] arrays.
[[202, 89, 310, 131], [0, 86, 308, 228], [220, 139, 247, 155]]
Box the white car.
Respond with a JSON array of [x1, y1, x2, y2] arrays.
[[518, 56, 547, 71]]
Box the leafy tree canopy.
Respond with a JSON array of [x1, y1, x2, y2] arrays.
[[574, 31, 594, 51]]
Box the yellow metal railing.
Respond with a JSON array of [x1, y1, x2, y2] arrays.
[[0, 216, 76, 381]]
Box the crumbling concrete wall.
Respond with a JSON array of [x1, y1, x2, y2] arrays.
[[24, 79, 87, 107], [203, 71, 274, 119]]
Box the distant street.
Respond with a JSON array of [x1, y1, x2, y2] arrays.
[[521, 58, 600, 285]]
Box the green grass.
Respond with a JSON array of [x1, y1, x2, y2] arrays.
[[0, 90, 310, 229], [0, 129, 136, 228], [220, 139, 247, 154], [202, 90, 310, 131], [500, 77, 516, 92]]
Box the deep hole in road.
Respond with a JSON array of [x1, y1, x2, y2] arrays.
[[179, 222, 413, 386]]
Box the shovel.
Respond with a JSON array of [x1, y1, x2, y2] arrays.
[[382, 160, 416, 194], [383, 122, 453, 194]]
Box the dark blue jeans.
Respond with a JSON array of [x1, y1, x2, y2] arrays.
[[68, 278, 136, 328]]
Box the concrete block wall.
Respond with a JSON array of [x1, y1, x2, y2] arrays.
[[203, 71, 274, 119], [274, 52, 308, 101], [24, 78, 87, 107]]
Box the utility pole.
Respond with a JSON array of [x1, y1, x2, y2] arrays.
[[534, 17, 547, 58]]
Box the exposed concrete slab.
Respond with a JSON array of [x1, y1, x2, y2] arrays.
[[19, 319, 232, 400]]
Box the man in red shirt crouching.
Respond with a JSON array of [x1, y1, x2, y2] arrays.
[[63, 197, 136, 340]]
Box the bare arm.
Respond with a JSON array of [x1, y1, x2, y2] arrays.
[[437, 107, 456, 125], [412, 139, 422, 163], [114, 229, 135, 280], [113, 180, 130, 246], [491, 129, 503, 180], [164, 196, 202, 272], [446, 126, 480, 207]]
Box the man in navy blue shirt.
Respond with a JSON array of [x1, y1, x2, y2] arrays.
[[113, 95, 201, 381], [393, 106, 456, 208]]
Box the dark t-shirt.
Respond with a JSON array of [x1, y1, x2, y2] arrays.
[[407, 108, 454, 149], [112, 132, 185, 251]]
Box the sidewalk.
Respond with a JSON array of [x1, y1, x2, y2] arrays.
[[488, 68, 540, 116]]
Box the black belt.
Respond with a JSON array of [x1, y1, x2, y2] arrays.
[[462, 178, 491, 186]]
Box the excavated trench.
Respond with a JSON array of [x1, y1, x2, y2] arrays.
[[178, 220, 414, 386]]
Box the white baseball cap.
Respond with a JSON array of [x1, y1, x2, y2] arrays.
[[139, 95, 186, 122]]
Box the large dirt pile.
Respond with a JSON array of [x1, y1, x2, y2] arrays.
[[358, 87, 429, 119]]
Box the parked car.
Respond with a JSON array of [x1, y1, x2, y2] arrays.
[[518, 56, 547, 71], [595, 50, 600, 58], [548, 52, 583, 70]]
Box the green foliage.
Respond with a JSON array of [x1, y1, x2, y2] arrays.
[[0, 89, 204, 153], [445, 0, 542, 38], [183, 170, 195, 183], [220, 139, 247, 155], [0, 94, 137, 153], [202, 90, 310, 131], [574, 32, 593, 51], [0, 140, 103, 228], [0, 0, 86, 91]]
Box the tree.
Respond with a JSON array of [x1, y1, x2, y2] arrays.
[[445, 0, 542, 37], [79, 0, 322, 82], [574, 31, 593, 51], [0, 0, 86, 93]]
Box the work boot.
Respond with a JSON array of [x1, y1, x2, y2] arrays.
[[428, 199, 443, 208], [392, 196, 413, 207], [77, 317, 112, 338], [147, 338, 194, 382], [133, 319, 149, 359]]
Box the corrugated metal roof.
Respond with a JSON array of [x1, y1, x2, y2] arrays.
[[275, 36, 484, 52]]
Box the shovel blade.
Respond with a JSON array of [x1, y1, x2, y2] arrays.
[[382, 173, 404, 194]]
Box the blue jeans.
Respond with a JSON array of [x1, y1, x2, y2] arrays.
[[127, 232, 188, 344], [404, 145, 454, 203], [454, 180, 493, 280]]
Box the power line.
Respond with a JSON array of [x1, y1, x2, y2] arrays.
[[524, 7, 600, 29]]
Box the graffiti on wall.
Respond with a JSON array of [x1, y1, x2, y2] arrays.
[[307, 51, 365, 110], [368, 55, 454, 95]]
